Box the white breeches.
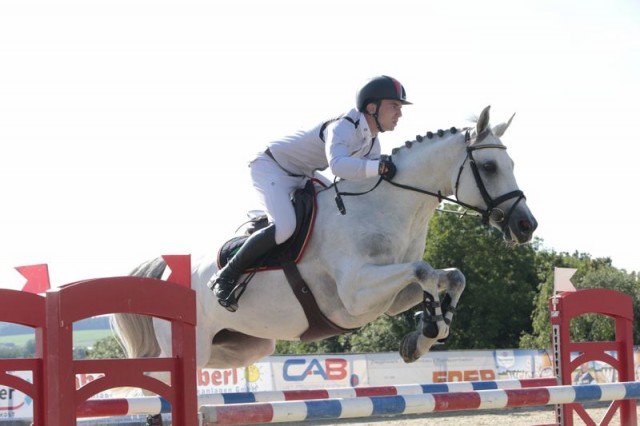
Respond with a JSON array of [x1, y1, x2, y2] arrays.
[[250, 154, 308, 244]]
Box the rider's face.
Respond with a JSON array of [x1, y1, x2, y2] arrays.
[[376, 100, 403, 132]]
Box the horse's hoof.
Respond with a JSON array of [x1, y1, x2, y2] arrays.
[[399, 331, 420, 363], [146, 414, 163, 426], [421, 316, 439, 338]]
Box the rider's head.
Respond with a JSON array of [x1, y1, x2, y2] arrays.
[[356, 75, 412, 133]]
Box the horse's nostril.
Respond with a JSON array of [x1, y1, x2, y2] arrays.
[[519, 219, 531, 232]]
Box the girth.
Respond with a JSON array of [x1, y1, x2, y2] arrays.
[[281, 259, 357, 341]]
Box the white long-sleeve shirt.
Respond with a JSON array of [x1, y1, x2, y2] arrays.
[[266, 108, 380, 180]]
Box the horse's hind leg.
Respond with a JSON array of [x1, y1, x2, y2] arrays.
[[208, 329, 276, 369]]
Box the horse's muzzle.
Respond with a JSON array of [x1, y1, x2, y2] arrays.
[[506, 212, 538, 244]]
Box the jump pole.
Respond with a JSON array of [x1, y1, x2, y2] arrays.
[[76, 378, 557, 417], [199, 382, 640, 425]]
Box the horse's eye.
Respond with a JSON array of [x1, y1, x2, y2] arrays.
[[483, 162, 497, 174]]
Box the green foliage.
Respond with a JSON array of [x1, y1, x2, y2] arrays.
[[276, 335, 348, 355], [423, 205, 539, 349], [520, 256, 640, 349], [274, 313, 415, 355], [347, 313, 415, 353], [0, 344, 30, 359], [73, 329, 114, 348], [85, 335, 126, 359]]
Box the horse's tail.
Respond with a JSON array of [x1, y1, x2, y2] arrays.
[[111, 257, 167, 358]]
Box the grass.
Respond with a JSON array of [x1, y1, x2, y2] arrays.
[[0, 329, 115, 348]]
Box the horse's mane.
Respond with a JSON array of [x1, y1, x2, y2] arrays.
[[390, 126, 470, 156]]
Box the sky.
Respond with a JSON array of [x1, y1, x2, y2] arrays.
[[1, 0, 639, 289]]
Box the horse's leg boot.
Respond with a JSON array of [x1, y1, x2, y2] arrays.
[[208, 224, 277, 311]]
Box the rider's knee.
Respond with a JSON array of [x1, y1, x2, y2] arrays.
[[274, 221, 296, 245]]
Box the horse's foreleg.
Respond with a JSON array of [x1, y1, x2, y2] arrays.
[[399, 268, 465, 363], [385, 283, 424, 316], [436, 268, 466, 341], [341, 261, 441, 320], [420, 268, 466, 341]]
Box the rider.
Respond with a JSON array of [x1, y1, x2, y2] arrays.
[[209, 75, 412, 310]]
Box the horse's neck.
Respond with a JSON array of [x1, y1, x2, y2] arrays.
[[386, 135, 466, 250], [393, 133, 466, 198], [330, 133, 466, 258]]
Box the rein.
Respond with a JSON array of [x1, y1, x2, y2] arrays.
[[333, 132, 526, 230], [333, 176, 384, 215]]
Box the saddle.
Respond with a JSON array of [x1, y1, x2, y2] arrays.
[[217, 179, 316, 270], [216, 179, 357, 341]]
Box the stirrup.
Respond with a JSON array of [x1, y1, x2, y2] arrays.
[[218, 293, 239, 312], [209, 279, 240, 313]]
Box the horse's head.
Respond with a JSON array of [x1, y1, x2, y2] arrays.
[[453, 106, 538, 244]]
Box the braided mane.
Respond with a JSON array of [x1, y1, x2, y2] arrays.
[[391, 126, 471, 155]]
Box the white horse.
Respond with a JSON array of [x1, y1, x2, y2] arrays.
[[113, 106, 537, 372]]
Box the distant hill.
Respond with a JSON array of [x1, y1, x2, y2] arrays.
[[0, 315, 111, 336]]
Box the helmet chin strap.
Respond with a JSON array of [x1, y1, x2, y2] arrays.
[[369, 101, 386, 133]]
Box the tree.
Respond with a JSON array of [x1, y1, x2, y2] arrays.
[[274, 313, 415, 355], [0, 345, 23, 359], [577, 267, 640, 343], [276, 336, 347, 355], [0, 340, 36, 359], [423, 204, 539, 349], [86, 335, 126, 359], [520, 254, 640, 349]]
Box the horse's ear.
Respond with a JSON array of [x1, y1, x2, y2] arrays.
[[476, 105, 491, 135], [492, 113, 516, 137]]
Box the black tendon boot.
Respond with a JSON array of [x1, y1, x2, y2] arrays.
[[208, 224, 277, 311]]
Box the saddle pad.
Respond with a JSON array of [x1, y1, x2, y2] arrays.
[[216, 180, 318, 271]]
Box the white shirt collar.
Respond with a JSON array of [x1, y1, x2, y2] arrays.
[[355, 110, 374, 141]]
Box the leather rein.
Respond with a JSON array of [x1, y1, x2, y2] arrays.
[[333, 130, 526, 231]]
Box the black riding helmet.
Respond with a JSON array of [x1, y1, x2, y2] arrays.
[[356, 75, 412, 132]]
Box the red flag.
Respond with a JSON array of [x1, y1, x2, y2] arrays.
[[16, 264, 51, 294], [162, 255, 191, 289]]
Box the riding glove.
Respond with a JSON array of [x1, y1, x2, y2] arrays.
[[378, 155, 397, 180]]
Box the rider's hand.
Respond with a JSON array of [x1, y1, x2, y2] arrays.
[[378, 155, 397, 180]]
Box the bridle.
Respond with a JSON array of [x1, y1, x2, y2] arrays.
[[333, 130, 526, 231], [451, 137, 525, 230]]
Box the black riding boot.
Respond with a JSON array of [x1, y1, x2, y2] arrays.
[[208, 224, 277, 311]]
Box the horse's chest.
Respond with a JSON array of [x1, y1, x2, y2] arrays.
[[357, 232, 397, 260]]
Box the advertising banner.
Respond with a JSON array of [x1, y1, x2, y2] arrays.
[[196, 363, 273, 394], [0, 371, 33, 421], [2, 348, 640, 420], [268, 354, 367, 390], [0, 364, 273, 421], [495, 349, 547, 379], [366, 350, 496, 385], [569, 353, 619, 384]]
